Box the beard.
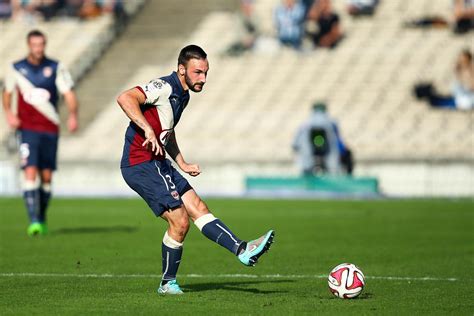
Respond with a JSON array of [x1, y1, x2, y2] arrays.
[[185, 73, 204, 92]]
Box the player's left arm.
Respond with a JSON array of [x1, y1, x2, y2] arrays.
[[63, 91, 79, 133], [165, 131, 201, 177], [56, 63, 79, 133]]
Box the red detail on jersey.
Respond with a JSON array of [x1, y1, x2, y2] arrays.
[[17, 90, 59, 134], [135, 86, 146, 98], [128, 105, 166, 166]]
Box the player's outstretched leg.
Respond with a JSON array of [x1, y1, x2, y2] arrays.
[[158, 207, 189, 295], [183, 190, 275, 267], [195, 213, 246, 255]]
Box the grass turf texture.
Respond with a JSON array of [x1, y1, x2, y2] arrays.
[[0, 198, 473, 315]]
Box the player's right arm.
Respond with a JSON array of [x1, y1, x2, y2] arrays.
[[165, 131, 201, 177], [2, 64, 20, 129], [117, 88, 162, 156], [56, 63, 79, 133]]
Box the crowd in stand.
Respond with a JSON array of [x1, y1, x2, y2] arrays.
[[227, 1, 474, 110], [453, 0, 474, 33], [274, 0, 474, 50], [274, 0, 348, 50], [414, 49, 474, 110], [273, 0, 380, 50], [405, 0, 474, 34], [0, 0, 125, 21], [228, 0, 473, 55], [227, 0, 379, 55]]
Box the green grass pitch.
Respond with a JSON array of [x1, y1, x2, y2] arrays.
[[0, 198, 473, 315]]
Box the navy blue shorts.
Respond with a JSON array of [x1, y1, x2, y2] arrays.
[[19, 129, 59, 170], [121, 159, 193, 216]]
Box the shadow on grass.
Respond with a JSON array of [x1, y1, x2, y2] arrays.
[[52, 226, 138, 235], [357, 292, 374, 300], [183, 279, 293, 294], [320, 292, 374, 300]]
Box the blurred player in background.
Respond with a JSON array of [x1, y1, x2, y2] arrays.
[[293, 102, 353, 175], [2, 29, 79, 236], [117, 45, 274, 295]]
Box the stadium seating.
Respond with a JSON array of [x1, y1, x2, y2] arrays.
[[0, 0, 472, 196], [55, 0, 472, 165]]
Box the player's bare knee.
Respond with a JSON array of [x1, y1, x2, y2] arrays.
[[178, 217, 190, 235], [40, 169, 53, 183], [24, 167, 38, 181], [169, 215, 189, 237], [168, 224, 188, 242]]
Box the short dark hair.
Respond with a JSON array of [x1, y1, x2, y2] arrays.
[[27, 29, 46, 42], [178, 45, 207, 66]]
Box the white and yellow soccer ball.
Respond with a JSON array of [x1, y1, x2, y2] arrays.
[[328, 263, 365, 299]]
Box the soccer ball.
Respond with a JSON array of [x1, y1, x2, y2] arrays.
[[328, 263, 365, 299]]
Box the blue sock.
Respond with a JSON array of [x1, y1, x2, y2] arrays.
[[39, 186, 51, 223], [23, 189, 40, 223], [161, 232, 183, 285], [196, 214, 244, 255]]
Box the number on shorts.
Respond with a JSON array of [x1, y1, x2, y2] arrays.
[[165, 174, 176, 190]]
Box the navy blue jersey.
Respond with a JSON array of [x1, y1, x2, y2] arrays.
[[121, 71, 190, 168], [5, 57, 74, 134]]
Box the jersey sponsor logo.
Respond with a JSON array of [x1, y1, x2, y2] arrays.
[[23, 88, 51, 104], [152, 80, 164, 89], [43, 66, 53, 78], [144, 79, 166, 104], [146, 79, 166, 92], [169, 96, 178, 106], [159, 129, 172, 145]]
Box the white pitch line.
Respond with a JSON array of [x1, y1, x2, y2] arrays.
[[0, 273, 461, 282]]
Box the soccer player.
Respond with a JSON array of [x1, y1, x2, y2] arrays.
[[2, 30, 79, 236], [117, 45, 275, 295]]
